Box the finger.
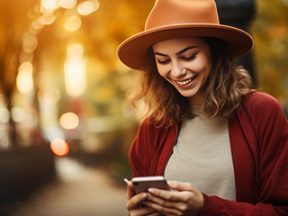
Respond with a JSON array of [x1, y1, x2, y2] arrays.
[[146, 193, 187, 212], [147, 211, 161, 216], [127, 193, 148, 210], [150, 185, 204, 213], [130, 206, 156, 216], [168, 181, 195, 191], [148, 188, 190, 202], [143, 200, 181, 215], [168, 181, 204, 207]]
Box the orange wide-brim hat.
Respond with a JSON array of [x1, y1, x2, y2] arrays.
[[117, 0, 254, 71]]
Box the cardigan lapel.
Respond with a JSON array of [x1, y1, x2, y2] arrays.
[[229, 111, 258, 203]]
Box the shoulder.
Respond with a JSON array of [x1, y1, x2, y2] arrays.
[[242, 90, 283, 114], [239, 90, 287, 129]]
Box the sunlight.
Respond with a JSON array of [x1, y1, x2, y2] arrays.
[[64, 43, 87, 97]]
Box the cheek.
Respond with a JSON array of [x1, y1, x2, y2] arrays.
[[188, 56, 211, 75], [156, 65, 169, 78]]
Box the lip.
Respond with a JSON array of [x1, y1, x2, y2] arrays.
[[174, 74, 198, 89]]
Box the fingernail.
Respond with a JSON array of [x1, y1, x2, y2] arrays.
[[148, 188, 154, 193], [123, 178, 129, 184]]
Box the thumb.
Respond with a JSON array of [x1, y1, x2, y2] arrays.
[[125, 179, 135, 199]]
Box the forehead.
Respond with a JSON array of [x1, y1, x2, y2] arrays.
[[152, 37, 208, 53]]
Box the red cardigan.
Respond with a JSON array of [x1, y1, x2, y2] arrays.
[[129, 91, 288, 215]]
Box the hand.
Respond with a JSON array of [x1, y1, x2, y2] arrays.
[[126, 180, 161, 216], [143, 181, 204, 216]]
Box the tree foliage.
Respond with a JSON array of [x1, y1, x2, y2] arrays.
[[252, 0, 288, 104]]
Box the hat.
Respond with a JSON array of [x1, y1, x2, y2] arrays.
[[117, 0, 254, 71]]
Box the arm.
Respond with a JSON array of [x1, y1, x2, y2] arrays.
[[127, 120, 164, 215], [202, 92, 288, 215], [129, 119, 174, 177], [128, 120, 155, 177]]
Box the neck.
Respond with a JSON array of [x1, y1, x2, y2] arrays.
[[189, 94, 204, 106]]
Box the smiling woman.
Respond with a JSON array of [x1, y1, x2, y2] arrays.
[[117, 0, 288, 215]]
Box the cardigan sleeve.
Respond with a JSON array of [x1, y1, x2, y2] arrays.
[[201, 92, 288, 215], [129, 119, 164, 177], [129, 120, 153, 177], [129, 119, 180, 177]]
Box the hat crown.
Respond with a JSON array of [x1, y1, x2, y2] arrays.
[[145, 0, 220, 30]]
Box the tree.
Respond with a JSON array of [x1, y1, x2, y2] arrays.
[[0, 1, 37, 147]]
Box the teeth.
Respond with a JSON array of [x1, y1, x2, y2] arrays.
[[177, 79, 192, 85], [175, 74, 198, 86]]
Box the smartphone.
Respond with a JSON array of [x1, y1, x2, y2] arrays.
[[131, 176, 169, 194]]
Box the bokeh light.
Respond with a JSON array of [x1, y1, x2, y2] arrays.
[[17, 61, 34, 94], [59, 0, 77, 9], [39, 14, 57, 26], [41, 0, 59, 12], [77, 0, 100, 16], [64, 14, 82, 32], [50, 138, 70, 156], [22, 34, 38, 53], [59, 112, 79, 130], [67, 42, 84, 56], [0, 107, 10, 124], [64, 43, 87, 97], [11, 107, 25, 123]]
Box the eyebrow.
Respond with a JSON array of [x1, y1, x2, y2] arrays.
[[154, 46, 198, 57]]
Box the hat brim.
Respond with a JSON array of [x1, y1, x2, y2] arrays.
[[117, 24, 254, 71]]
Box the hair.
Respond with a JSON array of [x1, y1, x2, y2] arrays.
[[126, 37, 253, 127]]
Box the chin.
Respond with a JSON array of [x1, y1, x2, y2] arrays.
[[178, 88, 200, 98], [179, 91, 197, 98]]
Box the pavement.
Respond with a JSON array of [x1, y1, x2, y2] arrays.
[[3, 158, 128, 216]]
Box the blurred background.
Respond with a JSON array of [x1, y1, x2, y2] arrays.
[[0, 0, 287, 215]]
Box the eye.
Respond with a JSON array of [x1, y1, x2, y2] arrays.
[[156, 59, 171, 65], [181, 53, 197, 61]]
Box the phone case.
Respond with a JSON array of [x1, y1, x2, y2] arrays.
[[131, 176, 169, 194]]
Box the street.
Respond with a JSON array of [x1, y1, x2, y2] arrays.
[[3, 158, 128, 216]]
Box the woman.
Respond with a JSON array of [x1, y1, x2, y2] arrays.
[[117, 0, 288, 215]]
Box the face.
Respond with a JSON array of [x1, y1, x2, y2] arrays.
[[152, 37, 212, 105]]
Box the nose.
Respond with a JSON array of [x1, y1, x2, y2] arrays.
[[171, 61, 186, 77]]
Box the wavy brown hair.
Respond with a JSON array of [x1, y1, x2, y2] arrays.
[[127, 37, 253, 127]]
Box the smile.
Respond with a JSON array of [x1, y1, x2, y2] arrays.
[[175, 74, 198, 88], [177, 78, 193, 85]]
